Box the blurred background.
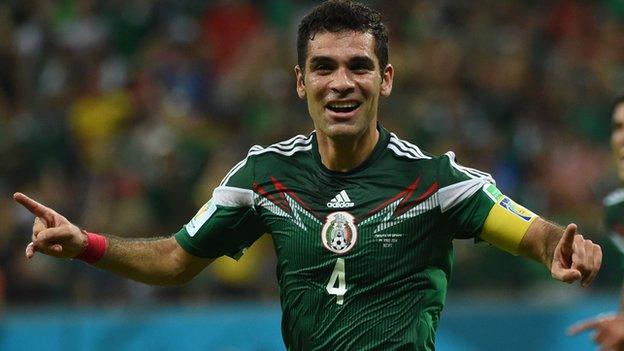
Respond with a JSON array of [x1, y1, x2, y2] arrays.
[[1, 0, 624, 349]]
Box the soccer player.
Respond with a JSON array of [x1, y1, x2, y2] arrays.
[[568, 96, 624, 350], [14, 1, 601, 350]]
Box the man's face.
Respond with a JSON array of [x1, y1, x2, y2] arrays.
[[295, 31, 393, 140], [611, 103, 624, 180]]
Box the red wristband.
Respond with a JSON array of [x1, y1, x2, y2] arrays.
[[75, 231, 108, 264]]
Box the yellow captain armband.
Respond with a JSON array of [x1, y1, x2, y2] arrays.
[[479, 184, 538, 255]]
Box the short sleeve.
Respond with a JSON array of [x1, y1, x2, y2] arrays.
[[175, 150, 266, 259], [437, 152, 496, 239]]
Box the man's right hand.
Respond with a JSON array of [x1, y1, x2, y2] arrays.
[[13, 192, 87, 259]]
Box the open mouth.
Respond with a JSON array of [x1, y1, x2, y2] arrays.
[[326, 101, 361, 113]]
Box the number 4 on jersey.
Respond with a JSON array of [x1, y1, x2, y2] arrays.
[[326, 258, 347, 305]]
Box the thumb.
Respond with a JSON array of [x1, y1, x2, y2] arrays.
[[552, 267, 582, 283]]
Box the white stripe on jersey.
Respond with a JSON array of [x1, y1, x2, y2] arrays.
[[444, 151, 494, 182], [388, 144, 419, 159], [250, 134, 312, 153], [212, 186, 255, 207], [388, 133, 431, 160], [250, 142, 312, 157], [392, 134, 431, 159], [604, 188, 624, 206], [220, 134, 313, 186], [438, 178, 491, 213], [610, 234, 624, 254], [220, 158, 250, 186]]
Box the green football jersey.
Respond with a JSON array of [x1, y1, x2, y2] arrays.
[[605, 188, 624, 254], [176, 126, 499, 350]]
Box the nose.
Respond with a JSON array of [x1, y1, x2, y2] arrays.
[[329, 67, 355, 96]]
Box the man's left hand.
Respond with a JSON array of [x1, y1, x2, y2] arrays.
[[551, 223, 602, 286]]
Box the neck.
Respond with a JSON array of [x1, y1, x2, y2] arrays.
[[316, 126, 380, 172]]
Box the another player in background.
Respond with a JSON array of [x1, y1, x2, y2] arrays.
[[14, 1, 601, 350], [568, 96, 624, 351]]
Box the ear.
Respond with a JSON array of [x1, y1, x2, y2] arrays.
[[380, 64, 394, 97], [295, 65, 306, 99]]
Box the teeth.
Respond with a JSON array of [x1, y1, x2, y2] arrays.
[[328, 102, 359, 109]]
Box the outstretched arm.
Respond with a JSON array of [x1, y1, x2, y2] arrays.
[[568, 314, 624, 350], [517, 217, 602, 286], [14, 192, 213, 286], [95, 235, 213, 285]]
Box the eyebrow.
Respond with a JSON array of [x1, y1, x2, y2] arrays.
[[309, 56, 335, 67], [308, 55, 375, 68], [349, 56, 375, 69]]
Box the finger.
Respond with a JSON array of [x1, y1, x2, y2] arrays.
[[33, 217, 47, 237], [13, 192, 54, 223], [582, 243, 603, 287], [572, 235, 587, 266], [572, 235, 588, 277], [560, 223, 577, 254], [552, 267, 582, 283], [35, 227, 75, 244], [25, 242, 36, 259], [33, 231, 66, 254], [569, 319, 602, 334]]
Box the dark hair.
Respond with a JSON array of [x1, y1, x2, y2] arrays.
[[297, 0, 389, 73]]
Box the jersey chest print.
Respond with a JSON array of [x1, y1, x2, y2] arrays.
[[253, 175, 439, 253]]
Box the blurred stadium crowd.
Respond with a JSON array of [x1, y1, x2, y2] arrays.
[[1, 0, 624, 307]]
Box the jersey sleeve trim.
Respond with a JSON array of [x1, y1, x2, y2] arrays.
[[220, 156, 252, 186], [444, 151, 495, 182], [175, 228, 220, 258], [604, 188, 624, 206], [213, 186, 255, 207], [388, 133, 432, 160], [439, 178, 492, 213], [220, 136, 313, 186], [610, 234, 624, 254]]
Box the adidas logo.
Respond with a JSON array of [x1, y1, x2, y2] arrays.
[[327, 190, 355, 208]]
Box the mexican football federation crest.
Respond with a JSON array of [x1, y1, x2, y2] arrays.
[[321, 211, 358, 254]]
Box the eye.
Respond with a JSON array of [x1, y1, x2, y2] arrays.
[[351, 66, 370, 74], [349, 61, 374, 74], [314, 64, 333, 74]]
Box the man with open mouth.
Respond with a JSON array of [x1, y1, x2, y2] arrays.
[[14, 1, 602, 350]]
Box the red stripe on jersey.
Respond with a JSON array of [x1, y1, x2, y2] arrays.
[[253, 181, 293, 215], [366, 178, 438, 219], [270, 176, 320, 219]]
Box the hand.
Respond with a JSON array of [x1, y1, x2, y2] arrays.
[[13, 192, 87, 259], [551, 223, 602, 286], [568, 313, 624, 351]]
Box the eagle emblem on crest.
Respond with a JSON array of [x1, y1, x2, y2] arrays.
[[321, 211, 357, 254]]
